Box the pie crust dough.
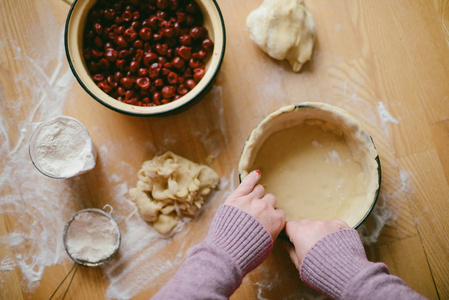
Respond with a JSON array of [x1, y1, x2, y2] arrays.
[[129, 152, 219, 235], [239, 103, 380, 228], [246, 0, 316, 72]]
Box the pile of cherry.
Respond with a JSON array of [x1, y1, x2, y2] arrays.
[[83, 0, 214, 106]]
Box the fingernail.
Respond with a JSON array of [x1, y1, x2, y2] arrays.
[[255, 170, 261, 176]]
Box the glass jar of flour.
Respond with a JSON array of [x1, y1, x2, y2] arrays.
[[26, 116, 97, 179]]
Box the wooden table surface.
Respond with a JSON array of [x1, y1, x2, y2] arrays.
[[1, 0, 448, 299]]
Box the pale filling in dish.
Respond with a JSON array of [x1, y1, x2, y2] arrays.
[[251, 122, 366, 225], [239, 104, 379, 228]]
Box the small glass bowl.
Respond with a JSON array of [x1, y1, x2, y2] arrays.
[[27, 116, 97, 179]]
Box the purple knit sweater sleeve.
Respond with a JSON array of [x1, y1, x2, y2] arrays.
[[300, 229, 427, 300], [152, 205, 273, 300]]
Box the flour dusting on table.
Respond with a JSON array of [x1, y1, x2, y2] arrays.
[[377, 101, 399, 139], [194, 86, 228, 158], [100, 174, 232, 299], [0, 31, 75, 291]]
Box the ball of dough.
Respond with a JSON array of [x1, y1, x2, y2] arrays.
[[246, 0, 316, 72]]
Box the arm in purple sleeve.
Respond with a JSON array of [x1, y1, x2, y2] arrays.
[[300, 229, 427, 300], [152, 205, 273, 300]]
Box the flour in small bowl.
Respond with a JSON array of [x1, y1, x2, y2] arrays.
[[29, 116, 96, 178], [65, 210, 120, 264]]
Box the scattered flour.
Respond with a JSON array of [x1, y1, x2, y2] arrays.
[[357, 199, 397, 245], [325, 150, 342, 165], [103, 175, 233, 299], [377, 102, 399, 125], [377, 101, 399, 139], [193, 86, 228, 158], [110, 174, 122, 183], [340, 81, 378, 127], [335, 23, 342, 32], [0, 259, 15, 271], [311, 140, 322, 148], [0, 27, 75, 292], [399, 169, 411, 191]]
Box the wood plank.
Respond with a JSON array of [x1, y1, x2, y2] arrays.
[[431, 120, 449, 185], [376, 236, 439, 299], [0, 216, 24, 300], [431, 0, 449, 45], [354, 0, 449, 157], [398, 150, 449, 298]]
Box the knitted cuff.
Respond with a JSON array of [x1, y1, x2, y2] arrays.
[[206, 205, 273, 276], [300, 229, 373, 300]]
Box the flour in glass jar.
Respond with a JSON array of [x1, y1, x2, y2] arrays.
[[29, 116, 97, 178]]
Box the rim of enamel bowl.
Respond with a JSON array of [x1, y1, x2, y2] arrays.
[[64, 0, 226, 116]]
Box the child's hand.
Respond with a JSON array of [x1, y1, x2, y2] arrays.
[[224, 170, 286, 240], [284, 219, 351, 270]]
